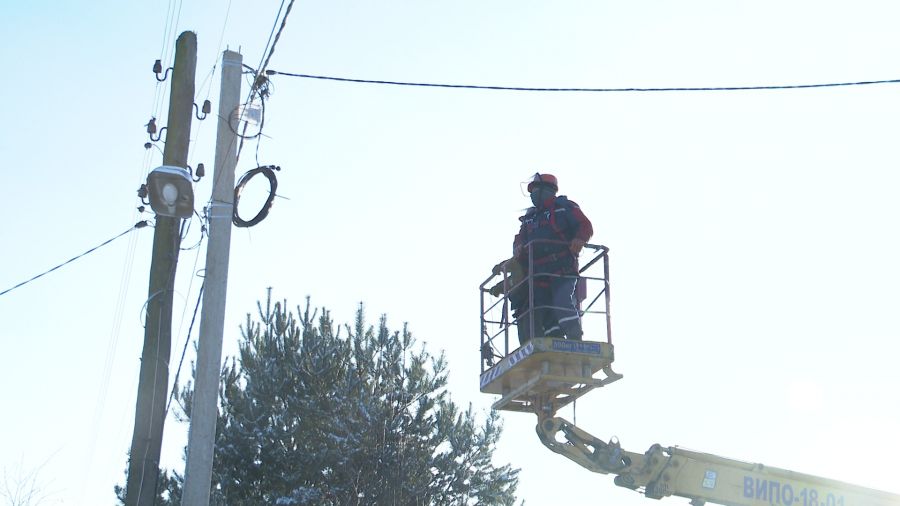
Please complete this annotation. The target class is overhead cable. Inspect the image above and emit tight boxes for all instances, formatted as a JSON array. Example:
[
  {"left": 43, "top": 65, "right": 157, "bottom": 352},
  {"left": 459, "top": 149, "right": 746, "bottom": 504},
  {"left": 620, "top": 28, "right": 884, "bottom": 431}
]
[
  {"left": 255, "top": 0, "right": 287, "bottom": 80},
  {"left": 266, "top": 70, "right": 900, "bottom": 93},
  {"left": 236, "top": 0, "right": 294, "bottom": 165},
  {"left": 0, "top": 221, "right": 149, "bottom": 299},
  {"left": 258, "top": 0, "right": 296, "bottom": 78},
  {"left": 167, "top": 281, "right": 205, "bottom": 415}
]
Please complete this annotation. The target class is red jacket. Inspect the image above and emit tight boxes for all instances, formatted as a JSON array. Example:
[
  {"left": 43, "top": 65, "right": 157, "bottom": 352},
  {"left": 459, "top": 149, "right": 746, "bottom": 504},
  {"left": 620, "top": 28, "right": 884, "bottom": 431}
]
[{"left": 513, "top": 195, "right": 593, "bottom": 277}]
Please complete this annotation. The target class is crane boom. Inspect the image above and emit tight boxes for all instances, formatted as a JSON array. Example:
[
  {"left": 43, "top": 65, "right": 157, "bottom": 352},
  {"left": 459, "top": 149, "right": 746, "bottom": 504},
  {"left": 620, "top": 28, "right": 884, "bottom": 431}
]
[{"left": 537, "top": 416, "right": 900, "bottom": 506}]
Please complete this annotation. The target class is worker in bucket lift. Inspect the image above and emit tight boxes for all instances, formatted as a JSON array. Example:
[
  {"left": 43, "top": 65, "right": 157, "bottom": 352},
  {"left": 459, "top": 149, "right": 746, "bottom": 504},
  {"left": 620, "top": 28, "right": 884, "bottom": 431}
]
[{"left": 512, "top": 173, "right": 592, "bottom": 343}]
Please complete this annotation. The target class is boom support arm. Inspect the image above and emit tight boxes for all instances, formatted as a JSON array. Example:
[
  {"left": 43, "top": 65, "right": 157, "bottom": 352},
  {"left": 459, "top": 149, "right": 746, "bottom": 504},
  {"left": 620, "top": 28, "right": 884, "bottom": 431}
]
[{"left": 537, "top": 417, "right": 900, "bottom": 506}]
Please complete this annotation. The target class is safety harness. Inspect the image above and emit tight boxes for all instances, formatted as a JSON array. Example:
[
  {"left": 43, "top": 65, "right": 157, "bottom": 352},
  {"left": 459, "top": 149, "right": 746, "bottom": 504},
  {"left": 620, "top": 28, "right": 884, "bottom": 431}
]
[{"left": 518, "top": 196, "right": 579, "bottom": 285}]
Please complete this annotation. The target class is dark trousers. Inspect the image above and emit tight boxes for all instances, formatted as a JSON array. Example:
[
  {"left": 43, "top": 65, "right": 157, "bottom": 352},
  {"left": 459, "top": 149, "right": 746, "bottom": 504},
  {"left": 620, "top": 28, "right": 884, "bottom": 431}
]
[{"left": 516, "top": 276, "right": 582, "bottom": 344}]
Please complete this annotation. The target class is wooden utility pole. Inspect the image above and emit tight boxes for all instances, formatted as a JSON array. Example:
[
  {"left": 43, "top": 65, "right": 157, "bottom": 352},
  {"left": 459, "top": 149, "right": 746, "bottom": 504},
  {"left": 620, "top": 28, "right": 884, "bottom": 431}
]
[
  {"left": 125, "top": 31, "right": 197, "bottom": 506},
  {"left": 181, "top": 49, "right": 242, "bottom": 506}
]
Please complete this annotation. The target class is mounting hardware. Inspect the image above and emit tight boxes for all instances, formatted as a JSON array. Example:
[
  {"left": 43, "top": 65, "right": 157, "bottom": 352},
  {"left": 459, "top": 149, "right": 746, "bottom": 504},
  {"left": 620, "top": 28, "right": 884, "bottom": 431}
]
[
  {"left": 153, "top": 59, "right": 173, "bottom": 82},
  {"left": 186, "top": 163, "right": 205, "bottom": 182},
  {"left": 194, "top": 100, "right": 211, "bottom": 120},
  {"left": 146, "top": 117, "right": 166, "bottom": 142},
  {"left": 137, "top": 184, "right": 150, "bottom": 205},
  {"left": 150, "top": 127, "right": 167, "bottom": 143}
]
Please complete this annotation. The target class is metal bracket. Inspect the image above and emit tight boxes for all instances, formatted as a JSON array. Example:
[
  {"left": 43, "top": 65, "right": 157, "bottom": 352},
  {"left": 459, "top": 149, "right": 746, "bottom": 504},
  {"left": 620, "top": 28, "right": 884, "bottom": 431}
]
[
  {"left": 153, "top": 59, "right": 173, "bottom": 82},
  {"left": 150, "top": 127, "right": 167, "bottom": 143},
  {"left": 194, "top": 100, "right": 211, "bottom": 120},
  {"left": 186, "top": 163, "right": 205, "bottom": 182}
]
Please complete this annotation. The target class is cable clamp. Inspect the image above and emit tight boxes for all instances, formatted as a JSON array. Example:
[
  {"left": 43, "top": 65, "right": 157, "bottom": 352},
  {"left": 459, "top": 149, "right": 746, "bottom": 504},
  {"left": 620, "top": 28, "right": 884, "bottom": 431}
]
[{"left": 206, "top": 201, "right": 235, "bottom": 219}]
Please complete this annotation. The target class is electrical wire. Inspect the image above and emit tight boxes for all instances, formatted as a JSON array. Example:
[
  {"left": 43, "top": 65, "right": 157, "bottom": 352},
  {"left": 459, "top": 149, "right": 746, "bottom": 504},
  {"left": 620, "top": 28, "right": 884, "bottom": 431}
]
[
  {"left": 0, "top": 221, "right": 149, "bottom": 299},
  {"left": 265, "top": 70, "right": 900, "bottom": 93},
  {"left": 116, "top": 26, "right": 167, "bottom": 499},
  {"left": 234, "top": 0, "right": 295, "bottom": 164},
  {"left": 258, "top": 0, "right": 296, "bottom": 78},
  {"left": 187, "top": 68, "right": 216, "bottom": 176},
  {"left": 168, "top": 222, "right": 208, "bottom": 419},
  {"left": 180, "top": 210, "right": 208, "bottom": 251},
  {"left": 229, "top": 77, "right": 267, "bottom": 141},
  {"left": 214, "top": 0, "right": 234, "bottom": 67},
  {"left": 144, "top": 286, "right": 166, "bottom": 503},
  {"left": 197, "top": 0, "right": 234, "bottom": 103},
  {"left": 233, "top": 165, "right": 280, "bottom": 227},
  {"left": 140, "top": 221, "right": 183, "bottom": 504},
  {"left": 255, "top": 0, "right": 287, "bottom": 80},
  {"left": 235, "top": 76, "right": 266, "bottom": 163},
  {"left": 188, "top": 0, "right": 235, "bottom": 180},
  {"left": 120, "top": 6, "right": 183, "bottom": 501},
  {"left": 166, "top": 281, "right": 205, "bottom": 415},
  {"left": 254, "top": 129, "right": 267, "bottom": 169},
  {"left": 82, "top": 212, "right": 145, "bottom": 500},
  {"left": 233, "top": 0, "right": 286, "bottom": 163},
  {"left": 152, "top": 0, "right": 184, "bottom": 129},
  {"left": 77, "top": 223, "right": 141, "bottom": 503}
]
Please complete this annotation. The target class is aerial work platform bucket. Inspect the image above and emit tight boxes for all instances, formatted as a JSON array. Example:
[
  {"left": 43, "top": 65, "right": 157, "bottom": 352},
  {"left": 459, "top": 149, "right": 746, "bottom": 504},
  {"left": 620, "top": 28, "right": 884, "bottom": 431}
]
[
  {"left": 479, "top": 337, "right": 622, "bottom": 414},
  {"left": 479, "top": 243, "right": 621, "bottom": 416}
]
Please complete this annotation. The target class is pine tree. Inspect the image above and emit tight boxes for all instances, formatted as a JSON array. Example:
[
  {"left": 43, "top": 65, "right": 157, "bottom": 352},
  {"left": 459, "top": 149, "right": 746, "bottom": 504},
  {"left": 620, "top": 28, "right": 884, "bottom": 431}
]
[{"left": 169, "top": 292, "right": 518, "bottom": 505}]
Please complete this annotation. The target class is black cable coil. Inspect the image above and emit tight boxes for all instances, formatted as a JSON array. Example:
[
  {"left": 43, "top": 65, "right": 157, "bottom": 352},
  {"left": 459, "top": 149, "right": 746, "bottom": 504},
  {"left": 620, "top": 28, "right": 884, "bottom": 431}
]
[{"left": 233, "top": 165, "right": 280, "bottom": 227}]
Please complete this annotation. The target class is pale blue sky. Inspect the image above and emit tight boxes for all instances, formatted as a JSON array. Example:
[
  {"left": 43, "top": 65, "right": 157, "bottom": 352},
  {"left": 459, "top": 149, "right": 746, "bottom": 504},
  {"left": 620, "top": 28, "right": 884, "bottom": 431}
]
[{"left": 1, "top": 1, "right": 899, "bottom": 505}]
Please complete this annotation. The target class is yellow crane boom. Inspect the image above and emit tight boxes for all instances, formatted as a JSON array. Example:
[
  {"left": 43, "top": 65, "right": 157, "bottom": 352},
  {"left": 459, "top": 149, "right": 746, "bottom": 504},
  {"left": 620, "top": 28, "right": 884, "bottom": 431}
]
[{"left": 537, "top": 416, "right": 900, "bottom": 506}]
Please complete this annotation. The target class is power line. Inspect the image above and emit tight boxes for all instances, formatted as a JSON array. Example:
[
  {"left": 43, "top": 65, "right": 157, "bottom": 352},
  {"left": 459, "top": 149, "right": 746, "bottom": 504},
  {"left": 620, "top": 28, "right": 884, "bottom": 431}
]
[
  {"left": 255, "top": 0, "right": 287, "bottom": 81},
  {"left": 235, "top": 0, "right": 296, "bottom": 164},
  {"left": 167, "top": 281, "right": 205, "bottom": 415},
  {"left": 215, "top": 0, "right": 234, "bottom": 64},
  {"left": 152, "top": 0, "right": 185, "bottom": 128},
  {"left": 81, "top": 213, "right": 144, "bottom": 501},
  {"left": 0, "top": 221, "right": 149, "bottom": 299},
  {"left": 189, "top": 0, "right": 235, "bottom": 175},
  {"left": 265, "top": 70, "right": 900, "bottom": 93},
  {"left": 235, "top": 0, "right": 283, "bottom": 165},
  {"left": 258, "top": 0, "right": 296, "bottom": 78},
  {"left": 166, "top": 223, "right": 207, "bottom": 419}
]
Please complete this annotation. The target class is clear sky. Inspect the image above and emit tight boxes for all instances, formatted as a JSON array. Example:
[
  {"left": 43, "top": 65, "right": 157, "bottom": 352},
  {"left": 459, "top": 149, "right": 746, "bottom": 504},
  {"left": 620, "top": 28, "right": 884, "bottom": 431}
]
[{"left": 1, "top": 1, "right": 899, "bottom": 505}]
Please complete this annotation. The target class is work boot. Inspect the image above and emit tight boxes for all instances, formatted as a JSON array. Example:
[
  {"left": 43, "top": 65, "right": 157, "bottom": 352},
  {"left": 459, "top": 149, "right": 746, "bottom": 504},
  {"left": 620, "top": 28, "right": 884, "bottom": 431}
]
[{"left": 560, "top": 317, "right": 583, "bottom": 341}]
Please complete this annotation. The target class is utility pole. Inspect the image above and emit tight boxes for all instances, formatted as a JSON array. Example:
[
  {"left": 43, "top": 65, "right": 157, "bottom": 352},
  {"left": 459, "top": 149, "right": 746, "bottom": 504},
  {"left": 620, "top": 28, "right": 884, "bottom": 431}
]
[
  {"left": 126, "top": 31, "right": 197, "bottom": 506},
  {"left": 181, "top": 49, "right": 242, "bottom": 506}
]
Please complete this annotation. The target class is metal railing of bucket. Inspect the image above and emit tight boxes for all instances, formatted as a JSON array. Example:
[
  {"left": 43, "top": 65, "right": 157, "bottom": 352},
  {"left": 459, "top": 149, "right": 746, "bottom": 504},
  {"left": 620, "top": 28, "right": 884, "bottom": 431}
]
[{"left": 479, "top": 241, "right": 611, "bottom": 373}]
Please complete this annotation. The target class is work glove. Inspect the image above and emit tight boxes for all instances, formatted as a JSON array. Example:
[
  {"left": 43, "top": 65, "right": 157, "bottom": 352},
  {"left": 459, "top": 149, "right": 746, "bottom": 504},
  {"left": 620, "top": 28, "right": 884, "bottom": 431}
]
[{"left": 570, "top": 238, "right": 586, "bottom": 255}]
